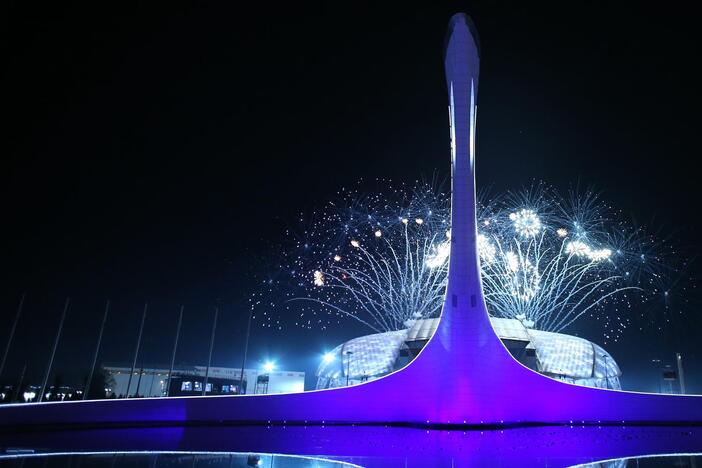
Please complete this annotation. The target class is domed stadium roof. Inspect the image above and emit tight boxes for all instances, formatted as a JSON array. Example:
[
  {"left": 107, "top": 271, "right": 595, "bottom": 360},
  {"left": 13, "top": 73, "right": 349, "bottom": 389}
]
[
  {"left": 317, "top": 317, "right": 621, "bottom": 390},
  {"left": 317, "top": 330, "right": 407, "bottom": 384}
]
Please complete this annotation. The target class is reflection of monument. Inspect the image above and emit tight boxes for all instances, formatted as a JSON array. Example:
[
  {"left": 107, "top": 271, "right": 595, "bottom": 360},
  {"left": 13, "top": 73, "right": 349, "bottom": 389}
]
[{"left": 1, "top": 13, "right": 701, "bottom": 428}]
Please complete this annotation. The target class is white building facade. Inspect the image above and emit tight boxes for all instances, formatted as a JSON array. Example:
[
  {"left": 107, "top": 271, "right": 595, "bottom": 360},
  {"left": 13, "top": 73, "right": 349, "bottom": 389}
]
[
  {"left": 317, "top": 317, "right": 622, "bottom": 390},
  {"left": 104, "top": 365, "right": 305, "bottom": 397}
]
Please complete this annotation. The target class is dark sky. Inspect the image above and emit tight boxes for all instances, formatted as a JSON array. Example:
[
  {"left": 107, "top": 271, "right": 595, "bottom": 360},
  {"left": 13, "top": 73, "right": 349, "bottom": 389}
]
[{"left": 1, "top": 2, "right": 700, "bottom": 392}]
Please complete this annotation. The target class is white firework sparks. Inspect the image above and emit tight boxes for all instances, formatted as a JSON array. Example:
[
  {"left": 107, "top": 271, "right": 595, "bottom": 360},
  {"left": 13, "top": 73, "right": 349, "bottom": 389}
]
[
  {"left": 566, "top": 240, "right": 612, "bottom": 262},
  {"left": 508, "top": 255, "right": 540, "bottom": 301},
  {"left": 426, "top": 241, "right": 450, "bottom": 269},
  {"left": 477, "top": 234, "right": 496, "bottom": 264},
  {"left": 510, "top": 209, "right": 542, "bottom": 237},
  {"left": 313, "top": 270, "right": 325, "bottom": 287},
  {"left": 256, "top": 181, "right": 681, "bottom": 341}
]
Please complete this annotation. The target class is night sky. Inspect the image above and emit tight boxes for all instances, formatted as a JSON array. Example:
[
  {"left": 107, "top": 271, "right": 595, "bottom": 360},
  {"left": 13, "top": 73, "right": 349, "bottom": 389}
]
[{"left": 2, "top": 2, "right": 700, "bottom": 392}]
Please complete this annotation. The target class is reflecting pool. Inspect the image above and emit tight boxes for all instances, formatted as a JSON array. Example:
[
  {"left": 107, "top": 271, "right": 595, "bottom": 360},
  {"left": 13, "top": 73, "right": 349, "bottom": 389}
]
[{"left": 1, "top": 425, "right": 701, "bottom": 467}]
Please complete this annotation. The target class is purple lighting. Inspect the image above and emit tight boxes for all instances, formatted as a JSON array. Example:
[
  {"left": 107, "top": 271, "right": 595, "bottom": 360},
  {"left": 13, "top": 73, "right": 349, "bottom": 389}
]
[
  {"left": 0, "top": 13, "right": 700, "bottom": 429},
  {"left": 1, "top": 426, "right": 702, "bottom": 467}
]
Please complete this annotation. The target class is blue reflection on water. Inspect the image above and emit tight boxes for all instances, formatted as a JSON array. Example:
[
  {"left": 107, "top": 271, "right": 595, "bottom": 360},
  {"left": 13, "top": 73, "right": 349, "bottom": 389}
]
[{"left": 0, "top": 425, "right": 701, "bottom": 467}]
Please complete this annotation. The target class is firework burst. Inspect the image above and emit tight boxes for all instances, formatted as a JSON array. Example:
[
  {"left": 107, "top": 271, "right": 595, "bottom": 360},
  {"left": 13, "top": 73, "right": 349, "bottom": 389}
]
[{"left": 253, "top": 180, "right": 685, "bottom": 341}]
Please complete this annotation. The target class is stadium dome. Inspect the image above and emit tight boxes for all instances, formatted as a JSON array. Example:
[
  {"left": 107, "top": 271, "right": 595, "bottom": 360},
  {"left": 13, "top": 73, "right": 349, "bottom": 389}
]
[{"left": 317, "top": 317, "right": 621, "bottom": 390}]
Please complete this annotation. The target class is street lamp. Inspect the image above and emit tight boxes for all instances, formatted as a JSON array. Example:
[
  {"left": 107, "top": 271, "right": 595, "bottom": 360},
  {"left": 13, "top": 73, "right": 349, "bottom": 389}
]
[
  {"left": 344, "top": 351, "right": 353, "bottom": 387},
  {"left": 651, "top": 358, "right": 662, "bottom": 393},
  {"left": 263, "top": 361, "right": 275, "bottom": 373},
  {"left": 601, "top": 353, "right": 610, "bottom": 389}
]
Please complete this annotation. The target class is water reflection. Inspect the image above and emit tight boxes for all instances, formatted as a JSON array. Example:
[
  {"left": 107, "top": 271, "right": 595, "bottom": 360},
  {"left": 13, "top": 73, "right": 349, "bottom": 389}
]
[
  {"left": 575, "top": 454, "right": 702, "bottom": 467},
  {"left": 0, "top": 454, "right": 357, "bottom": 468},
  {"left": 0, "top": 426, "right": 700, "bottom": 467},
  {"left": 1, "top": 451, "right": 701, "bottom": 468}
]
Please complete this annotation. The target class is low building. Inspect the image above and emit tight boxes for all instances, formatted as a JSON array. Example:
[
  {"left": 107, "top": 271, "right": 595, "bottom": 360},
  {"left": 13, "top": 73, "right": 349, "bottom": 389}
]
[
  {"left": 316, "top": 317, "right": 621, "bottom": 390},
  {"left": 104, "top": 365, "right": 305, "bottom": 397}
]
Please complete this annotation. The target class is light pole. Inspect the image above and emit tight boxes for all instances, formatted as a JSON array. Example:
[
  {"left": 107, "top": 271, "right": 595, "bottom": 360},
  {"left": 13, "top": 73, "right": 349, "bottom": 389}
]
[
  {"left": 135, "top": 361, "right": 145, "bottom": 397},
  {"left": 39, "top": 297, "right": 69, "bottom": 402},
  {"left": 14, "top": 361, "right": 26, "bottom": 402},
  {"left": 651, "top": 358, "right": 662, "bottom": 393},
  {"left": 203, "top": 307, "right": 218, "bottom": 396},
  {"left": 676, "top": 353, "right": 686, "bottom": 394},
  {"left": 0, "top": 293, "right": 25, "bottom": 381},
  {"left": 127, "top": 303, "right": 147, "bottom": 398},
  {"left": 601, "top": 353, "right": 610, "bottom": 389},
  {"left": 166, "top": 305, "right": 184, "bottom": 397},
  {"left": 84, "top": 300, "right": 109, "bottom": 400},
  {"left": 239, "top": 308, "right": 253, "bottom": 394},
  {"left": 344, "top": 351, "right": 353, "bottom": 387}
]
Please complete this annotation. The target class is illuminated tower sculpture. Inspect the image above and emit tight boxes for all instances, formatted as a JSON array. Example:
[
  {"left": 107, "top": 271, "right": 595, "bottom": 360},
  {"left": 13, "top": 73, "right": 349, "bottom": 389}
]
[{"left": 1, "top": 13, "right": 701, "bottom": 428}]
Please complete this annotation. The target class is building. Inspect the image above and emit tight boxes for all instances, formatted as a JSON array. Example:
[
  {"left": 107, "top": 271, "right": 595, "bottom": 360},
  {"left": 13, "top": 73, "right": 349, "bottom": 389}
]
[
  {"left": 316, "top": 317, "right": 621, "bottom": 390},
  {"left": 103, "top": 365, "right": 305, "bottom": 397}
]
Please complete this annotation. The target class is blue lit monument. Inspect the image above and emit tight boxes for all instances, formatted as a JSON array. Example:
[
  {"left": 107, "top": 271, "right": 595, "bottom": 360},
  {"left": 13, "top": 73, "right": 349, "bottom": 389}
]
[{"left": 1, "top": 13, "right": 701, "bottom": 430}]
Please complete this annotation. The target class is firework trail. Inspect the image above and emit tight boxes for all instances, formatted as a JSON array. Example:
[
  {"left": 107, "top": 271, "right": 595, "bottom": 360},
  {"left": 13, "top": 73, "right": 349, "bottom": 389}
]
[{"left": 252, "top": 180, "right": 686, "bottom": 342}]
